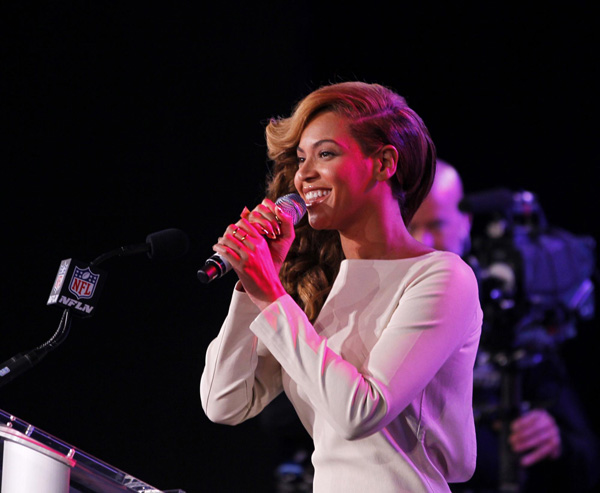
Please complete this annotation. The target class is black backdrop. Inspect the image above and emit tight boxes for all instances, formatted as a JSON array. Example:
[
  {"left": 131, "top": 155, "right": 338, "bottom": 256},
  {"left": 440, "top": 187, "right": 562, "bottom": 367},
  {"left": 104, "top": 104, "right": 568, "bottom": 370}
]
[{"left": 2, "top": 3, "right": 598, "bottom": 492}]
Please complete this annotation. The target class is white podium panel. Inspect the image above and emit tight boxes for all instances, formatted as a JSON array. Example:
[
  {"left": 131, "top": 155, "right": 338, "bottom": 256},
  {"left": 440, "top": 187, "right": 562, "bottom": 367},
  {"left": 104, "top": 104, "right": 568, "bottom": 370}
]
[
  {"left": 1, "top": 425, "right": 73, "bottom": 493},
  {"left": 0, "top": 410, "right": 184, "bottom": 493}
]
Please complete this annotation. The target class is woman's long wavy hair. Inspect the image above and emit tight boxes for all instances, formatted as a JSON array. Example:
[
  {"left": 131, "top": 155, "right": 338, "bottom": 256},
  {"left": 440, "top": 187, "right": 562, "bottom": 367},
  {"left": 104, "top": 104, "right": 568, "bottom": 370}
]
[{"left": 264, "top": 81, "right": 436, "bottom": 322}]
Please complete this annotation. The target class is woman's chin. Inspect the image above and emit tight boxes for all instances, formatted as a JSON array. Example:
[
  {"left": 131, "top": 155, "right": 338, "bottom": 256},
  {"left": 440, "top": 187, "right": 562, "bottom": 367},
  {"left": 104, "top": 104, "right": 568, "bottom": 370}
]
[{"left": 307, "top": 213, "right": 330, "bottom": 231}]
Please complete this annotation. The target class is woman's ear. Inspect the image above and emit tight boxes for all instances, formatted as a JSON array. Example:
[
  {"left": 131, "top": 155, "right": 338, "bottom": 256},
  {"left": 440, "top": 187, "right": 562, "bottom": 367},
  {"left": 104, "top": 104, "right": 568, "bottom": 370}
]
[{"left": 374, "top": 145, "right": 398, "bottom": 181}]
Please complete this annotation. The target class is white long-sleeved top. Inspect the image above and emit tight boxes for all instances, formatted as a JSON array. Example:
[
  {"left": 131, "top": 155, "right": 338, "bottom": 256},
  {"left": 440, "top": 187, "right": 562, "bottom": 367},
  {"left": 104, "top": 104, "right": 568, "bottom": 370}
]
[{"left": 201, "top": 251, "right": 482, "bottom": 492}]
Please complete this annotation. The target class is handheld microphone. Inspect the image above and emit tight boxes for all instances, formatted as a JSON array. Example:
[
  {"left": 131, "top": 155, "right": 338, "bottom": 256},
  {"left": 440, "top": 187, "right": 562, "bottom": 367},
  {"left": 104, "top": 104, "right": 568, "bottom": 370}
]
[{"left": 197, "top": 194, "right": 306, "bottom": 284}]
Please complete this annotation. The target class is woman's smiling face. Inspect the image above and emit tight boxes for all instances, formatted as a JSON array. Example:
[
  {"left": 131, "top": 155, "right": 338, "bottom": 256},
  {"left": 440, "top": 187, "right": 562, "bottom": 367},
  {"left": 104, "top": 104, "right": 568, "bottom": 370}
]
[{"left": 294, "top": 111, "right": 378, "bottom": 232}]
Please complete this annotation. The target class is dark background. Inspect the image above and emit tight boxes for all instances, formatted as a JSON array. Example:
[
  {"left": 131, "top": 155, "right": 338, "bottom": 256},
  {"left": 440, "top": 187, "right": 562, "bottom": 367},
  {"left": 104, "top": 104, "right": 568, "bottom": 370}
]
[{"left": 1, "top": 2, "right": 598, "bottom": 492}]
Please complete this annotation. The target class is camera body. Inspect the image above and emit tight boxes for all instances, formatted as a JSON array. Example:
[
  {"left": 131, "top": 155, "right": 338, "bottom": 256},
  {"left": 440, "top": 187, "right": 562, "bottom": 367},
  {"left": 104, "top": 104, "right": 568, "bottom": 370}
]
[{"left": 465, "top": 189, "right": 596, "bottom": 356}]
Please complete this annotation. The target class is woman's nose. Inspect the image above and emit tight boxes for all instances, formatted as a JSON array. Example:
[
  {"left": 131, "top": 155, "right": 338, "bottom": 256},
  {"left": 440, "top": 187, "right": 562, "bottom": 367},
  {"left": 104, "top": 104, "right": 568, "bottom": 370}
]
[{"left": 296, "top": 158, "right": 318, "bottom": 182}]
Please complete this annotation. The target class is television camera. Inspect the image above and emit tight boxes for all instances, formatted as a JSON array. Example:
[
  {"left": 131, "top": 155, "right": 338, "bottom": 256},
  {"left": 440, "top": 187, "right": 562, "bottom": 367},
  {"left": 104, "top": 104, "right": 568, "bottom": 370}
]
[
  {"left": 460, "top": 188, "right": 597, "bottom": 491},
  {"left": 462, "top": 188, "right": 596, "bottom": 356}
]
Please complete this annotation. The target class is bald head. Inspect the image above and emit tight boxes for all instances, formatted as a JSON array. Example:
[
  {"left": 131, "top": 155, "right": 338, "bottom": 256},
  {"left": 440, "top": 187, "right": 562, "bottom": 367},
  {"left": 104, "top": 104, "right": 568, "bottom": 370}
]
[
  {"left": 431, "top": 160, "right": 464, "bottom": 204},
  {"left": 409, "top": 160, "right": 472, "bottom": 256}
]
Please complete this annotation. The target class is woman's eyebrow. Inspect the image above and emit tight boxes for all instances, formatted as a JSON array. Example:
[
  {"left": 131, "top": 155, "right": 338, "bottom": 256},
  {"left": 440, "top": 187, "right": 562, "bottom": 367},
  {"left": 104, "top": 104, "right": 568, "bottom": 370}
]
[{"left": 297, "top": 139, "right": 340, "bottom": 153}]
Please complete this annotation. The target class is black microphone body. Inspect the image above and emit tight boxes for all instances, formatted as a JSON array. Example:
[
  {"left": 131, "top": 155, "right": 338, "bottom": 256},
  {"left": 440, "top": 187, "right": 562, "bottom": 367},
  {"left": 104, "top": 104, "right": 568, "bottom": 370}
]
[
  {"left": 0, "top": 350, "right": 48, "bottom": 388},
  {"left": 198, "top": 194, "right": 306, "bottom": 284}
]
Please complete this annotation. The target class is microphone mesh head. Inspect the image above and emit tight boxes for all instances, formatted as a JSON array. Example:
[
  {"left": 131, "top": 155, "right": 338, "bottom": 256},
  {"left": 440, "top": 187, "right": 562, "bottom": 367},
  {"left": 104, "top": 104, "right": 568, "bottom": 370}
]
[
  {"left": 275, "top": 193, "right": 307, "bottom": 225},
  {"left": 146, "top": 228, "right": 190, "bottom": 260}
]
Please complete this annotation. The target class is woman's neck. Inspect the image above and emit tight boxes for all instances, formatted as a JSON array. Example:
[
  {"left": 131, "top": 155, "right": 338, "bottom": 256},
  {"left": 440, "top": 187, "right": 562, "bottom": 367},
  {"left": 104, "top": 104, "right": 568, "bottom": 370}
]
[{"left": 339, "top": 208, "right": 432, "bottom": 260}]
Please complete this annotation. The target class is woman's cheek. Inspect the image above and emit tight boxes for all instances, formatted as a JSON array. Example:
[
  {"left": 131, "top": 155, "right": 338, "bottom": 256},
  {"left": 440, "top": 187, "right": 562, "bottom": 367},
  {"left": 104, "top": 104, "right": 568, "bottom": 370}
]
[{"left": 293, "top": 170, "right": 302, "bottom": 193}]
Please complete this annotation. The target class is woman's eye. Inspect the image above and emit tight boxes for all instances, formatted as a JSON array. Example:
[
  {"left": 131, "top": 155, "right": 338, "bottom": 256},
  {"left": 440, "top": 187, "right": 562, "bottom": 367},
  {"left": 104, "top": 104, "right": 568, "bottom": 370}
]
[
  {"left": 297, "top": 156, "right": 305, "bottom": 165},
  {"left": 319, "top": 151, "right": 334, "bottom": 158}
]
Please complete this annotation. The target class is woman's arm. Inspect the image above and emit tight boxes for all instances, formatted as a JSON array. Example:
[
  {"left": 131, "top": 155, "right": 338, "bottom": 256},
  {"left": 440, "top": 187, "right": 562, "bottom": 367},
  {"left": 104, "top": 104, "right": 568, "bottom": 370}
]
[
  {"left": 249, "top": 256, "right": 482, "bottom": 440},
  {"left": 200, "top": 289, "right": 283, "bottom": 424}
]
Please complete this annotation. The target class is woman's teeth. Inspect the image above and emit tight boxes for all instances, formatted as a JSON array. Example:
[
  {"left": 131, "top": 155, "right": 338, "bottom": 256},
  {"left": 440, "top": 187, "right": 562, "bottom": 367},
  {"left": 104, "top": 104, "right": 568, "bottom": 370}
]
[{"left": 305, "top": 189, "right": 331, "bottom": 202}]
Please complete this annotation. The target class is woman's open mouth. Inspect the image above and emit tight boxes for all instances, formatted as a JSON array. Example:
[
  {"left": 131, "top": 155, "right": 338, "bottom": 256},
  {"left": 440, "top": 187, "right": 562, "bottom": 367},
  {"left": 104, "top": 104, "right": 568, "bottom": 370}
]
[{"left": 304, "top": 189, "right": 331, "bottom": 207}]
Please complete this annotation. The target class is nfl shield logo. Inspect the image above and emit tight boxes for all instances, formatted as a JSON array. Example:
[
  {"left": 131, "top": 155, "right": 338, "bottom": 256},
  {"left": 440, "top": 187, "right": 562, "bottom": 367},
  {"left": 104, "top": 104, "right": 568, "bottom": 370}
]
[{"left": 69, "top": 266, "right": 100, "bottom": 300}]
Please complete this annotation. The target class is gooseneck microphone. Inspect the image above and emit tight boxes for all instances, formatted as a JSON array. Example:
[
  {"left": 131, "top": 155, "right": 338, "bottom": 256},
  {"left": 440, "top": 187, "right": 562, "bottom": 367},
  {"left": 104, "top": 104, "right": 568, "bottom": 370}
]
[
  {"left": 197, "top": 193, "right": 307, "bottom": 284},
  {"left": 46, "top": 228, "right": 190, "bottom": 317},
  {"left": 0, "top": 228, "right": 190, "bottom": 388},
  {"left": 90, "top": 228, "right": 190, "bottom": 266}
]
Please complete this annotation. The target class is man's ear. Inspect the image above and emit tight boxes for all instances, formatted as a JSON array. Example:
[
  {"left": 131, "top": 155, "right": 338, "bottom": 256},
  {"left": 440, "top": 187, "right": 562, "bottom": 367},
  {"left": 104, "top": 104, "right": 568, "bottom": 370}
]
[{"left": 374, "top": 145, "right": 398, "bottom": 181}]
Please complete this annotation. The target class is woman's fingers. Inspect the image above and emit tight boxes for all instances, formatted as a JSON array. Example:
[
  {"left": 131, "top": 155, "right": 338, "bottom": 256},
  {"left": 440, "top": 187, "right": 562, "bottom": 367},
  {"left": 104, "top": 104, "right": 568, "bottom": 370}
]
[
  {"left": 214, "top": 224, "right": 250, "bottom": 261},
  {"left": 240, "top": 217, "right": 263, "bottom": 241},
  {"left": 239, "top": 199, "right": 285, "bottom": 239},
  {"left": 250, "top": 211, "right": 277, "bottom": 238},
  {"left": 275, "top": 203, "right": 295, "bottom": 236}
]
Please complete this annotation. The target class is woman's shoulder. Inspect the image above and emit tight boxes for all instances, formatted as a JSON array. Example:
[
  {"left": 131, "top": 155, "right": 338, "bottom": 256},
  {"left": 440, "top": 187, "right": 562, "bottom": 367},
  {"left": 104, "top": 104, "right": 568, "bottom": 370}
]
[
  {"left": 340, "top": 250, "right": 466, "bottom": 271},
  {"left": 340, "top": 250, "right": 476, "bottom": 286},
  {"left": 402, "top": 250, "right": 479, "bottom": 287},
  {"left": 371, "top": 250, "right": 469, "bottom": 271},
  {"left": 413, "top": 249, "right": 466, "bottom": 267},
  {"left": 337, "top": 249, "right": 481, "bottom": 285}
]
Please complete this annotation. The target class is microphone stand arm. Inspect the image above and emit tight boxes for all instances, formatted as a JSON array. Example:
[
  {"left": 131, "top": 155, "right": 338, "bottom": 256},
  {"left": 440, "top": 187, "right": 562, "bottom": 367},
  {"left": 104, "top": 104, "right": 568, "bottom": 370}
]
[
  {"left": 0, "top": 230, "right": 180, "bottom": 389},
  {"left": 0, "top": 246, "right": 117, "bottom": 388},
  {"left": 0, "top": 308, "right": 72, "bottom": 388}
]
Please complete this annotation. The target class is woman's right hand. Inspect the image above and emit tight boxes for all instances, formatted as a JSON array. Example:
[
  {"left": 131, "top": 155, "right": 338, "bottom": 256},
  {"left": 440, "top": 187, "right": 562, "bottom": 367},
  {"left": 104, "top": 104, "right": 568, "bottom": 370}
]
[
  {"left": 211, "top": 198, "right": 296, "bottom": 308},
  {"left": 240, "top": 198, "right": 296, "bottom": 273}
]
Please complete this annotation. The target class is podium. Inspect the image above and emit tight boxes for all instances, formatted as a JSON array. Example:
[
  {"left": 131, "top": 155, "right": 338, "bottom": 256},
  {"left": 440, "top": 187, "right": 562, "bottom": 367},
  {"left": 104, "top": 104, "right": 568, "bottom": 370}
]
[{"left": 0, "top": 409, "right": 184, "bottom": 492}]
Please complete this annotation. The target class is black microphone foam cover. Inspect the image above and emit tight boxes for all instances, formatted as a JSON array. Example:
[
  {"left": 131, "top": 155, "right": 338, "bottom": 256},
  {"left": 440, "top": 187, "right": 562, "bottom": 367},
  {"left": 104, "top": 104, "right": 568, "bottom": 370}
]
[{"left": 146, "top": 228, "right": 190, "bottom": 260}]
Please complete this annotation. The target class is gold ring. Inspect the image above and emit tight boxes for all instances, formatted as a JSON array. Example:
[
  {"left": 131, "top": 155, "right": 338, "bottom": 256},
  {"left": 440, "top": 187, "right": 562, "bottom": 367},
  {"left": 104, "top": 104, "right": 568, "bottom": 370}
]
[{"left": 232, "top": 227, "right": 247, "bottom": 242}]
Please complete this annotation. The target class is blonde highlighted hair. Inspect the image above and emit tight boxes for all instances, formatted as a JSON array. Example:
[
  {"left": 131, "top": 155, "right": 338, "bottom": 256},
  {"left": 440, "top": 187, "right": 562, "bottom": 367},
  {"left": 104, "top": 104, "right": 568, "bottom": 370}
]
[{"left": 264, "top": 81, "right": 436, "bottom": 322}]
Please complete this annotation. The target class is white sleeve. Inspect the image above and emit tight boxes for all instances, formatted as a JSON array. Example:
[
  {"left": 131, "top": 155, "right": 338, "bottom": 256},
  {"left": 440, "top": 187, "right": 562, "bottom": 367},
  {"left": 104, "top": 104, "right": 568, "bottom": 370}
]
[
  {"left": 249, "top": 258, "right": 481, "bottom": 440},
  {"left": 200, "top": 288, "right": 283, "bottom": 425}
]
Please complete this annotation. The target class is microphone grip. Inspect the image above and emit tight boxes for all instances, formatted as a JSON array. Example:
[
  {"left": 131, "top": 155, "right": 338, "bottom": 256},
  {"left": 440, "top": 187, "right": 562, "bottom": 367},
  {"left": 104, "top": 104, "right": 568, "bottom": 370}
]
[{"left": 197, "top": 254, "right": 232, "bottom": 284}]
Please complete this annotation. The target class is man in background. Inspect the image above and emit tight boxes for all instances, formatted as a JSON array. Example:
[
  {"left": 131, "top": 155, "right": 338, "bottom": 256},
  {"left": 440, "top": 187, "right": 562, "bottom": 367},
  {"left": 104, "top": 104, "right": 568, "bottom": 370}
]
[{"left": 409, "top": 160, "right": 599, "bottom": 492}]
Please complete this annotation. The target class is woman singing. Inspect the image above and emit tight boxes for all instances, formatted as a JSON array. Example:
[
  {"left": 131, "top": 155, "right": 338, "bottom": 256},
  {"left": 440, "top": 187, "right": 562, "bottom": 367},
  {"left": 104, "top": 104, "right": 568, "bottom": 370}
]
[{"left": 200, "top": 81, "right": 482, "bottom": 492}]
